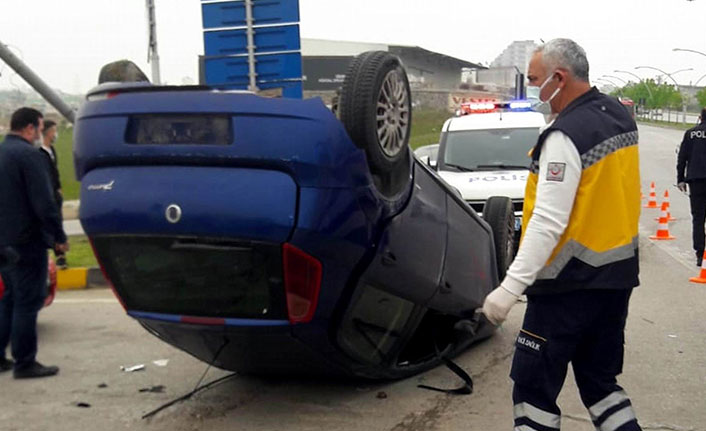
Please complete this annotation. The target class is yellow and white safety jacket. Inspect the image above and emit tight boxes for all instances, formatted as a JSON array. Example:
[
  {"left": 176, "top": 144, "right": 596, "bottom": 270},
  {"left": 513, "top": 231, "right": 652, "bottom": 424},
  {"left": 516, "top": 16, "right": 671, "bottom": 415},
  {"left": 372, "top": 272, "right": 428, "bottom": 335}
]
[{"left": 502, "top": 87, "right": 640, "bottom": 296}]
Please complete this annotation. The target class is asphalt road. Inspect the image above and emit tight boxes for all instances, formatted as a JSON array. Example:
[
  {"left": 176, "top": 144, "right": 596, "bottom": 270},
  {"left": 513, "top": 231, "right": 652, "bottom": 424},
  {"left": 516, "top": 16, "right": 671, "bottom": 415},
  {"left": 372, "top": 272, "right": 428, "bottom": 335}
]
[{"left": 1, "top": 123, "right": 705, "bottom": 431}]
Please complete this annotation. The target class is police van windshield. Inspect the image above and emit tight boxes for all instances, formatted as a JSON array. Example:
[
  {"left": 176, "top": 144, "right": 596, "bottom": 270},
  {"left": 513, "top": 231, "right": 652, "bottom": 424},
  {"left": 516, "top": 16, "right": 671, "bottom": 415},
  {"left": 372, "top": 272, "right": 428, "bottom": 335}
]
[{"left": 442, "top": 128, "right": 539, "bottom": 171}]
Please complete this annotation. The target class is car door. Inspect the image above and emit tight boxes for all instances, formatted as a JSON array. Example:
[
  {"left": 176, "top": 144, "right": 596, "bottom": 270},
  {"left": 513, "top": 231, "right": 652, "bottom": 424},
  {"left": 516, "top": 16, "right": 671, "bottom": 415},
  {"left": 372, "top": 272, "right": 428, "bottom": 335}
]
[
  {"left": 359, "top": 162, "right": 448, "bottom": 305},
  {"left": 427, "top": 193, "right": 498, "bottom": 315}
]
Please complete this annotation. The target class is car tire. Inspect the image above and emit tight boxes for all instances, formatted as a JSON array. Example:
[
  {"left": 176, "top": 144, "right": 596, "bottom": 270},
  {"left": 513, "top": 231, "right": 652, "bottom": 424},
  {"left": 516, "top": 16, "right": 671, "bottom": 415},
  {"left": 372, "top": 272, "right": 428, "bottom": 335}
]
[
  {"left": 482, "top": 196, "right": 515, "bottom": 281},
  {"left": 338, "top": 51, "right": 412, "bottom": 198}
]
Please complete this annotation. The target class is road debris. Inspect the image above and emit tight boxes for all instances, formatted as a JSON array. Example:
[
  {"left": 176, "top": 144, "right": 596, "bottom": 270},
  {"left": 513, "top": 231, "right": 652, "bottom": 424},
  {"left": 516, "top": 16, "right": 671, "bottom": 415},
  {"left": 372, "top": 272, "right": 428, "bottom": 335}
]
[
  {"left": 74, "top": 402, "right": 91, "bottom": 408},
  {"left": 376, "top": 391, "right": 388, "bottom": 399},
  {"left": 120, "top": 364, "right": 145, "bottom": 372},
  {"left": 139, "top": 385, "right": 166, "bottom": 393},
  {"left": 152, "top": 359, "right": 169, "bottom": 367}
]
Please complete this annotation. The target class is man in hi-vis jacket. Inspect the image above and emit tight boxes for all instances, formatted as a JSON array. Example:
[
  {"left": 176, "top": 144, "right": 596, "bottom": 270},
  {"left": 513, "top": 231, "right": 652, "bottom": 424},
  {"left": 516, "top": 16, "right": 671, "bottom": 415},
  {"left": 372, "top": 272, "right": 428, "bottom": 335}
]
[{"left": 483, "top": 39, "right": 642, "bottom": 431}]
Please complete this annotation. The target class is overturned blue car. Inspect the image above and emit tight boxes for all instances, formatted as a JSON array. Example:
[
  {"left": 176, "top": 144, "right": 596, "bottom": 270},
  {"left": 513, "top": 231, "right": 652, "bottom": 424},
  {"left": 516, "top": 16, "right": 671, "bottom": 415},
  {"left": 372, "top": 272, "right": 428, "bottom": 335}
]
[{"left": 73, "top": 52, "right": 514, "bottom": 379}]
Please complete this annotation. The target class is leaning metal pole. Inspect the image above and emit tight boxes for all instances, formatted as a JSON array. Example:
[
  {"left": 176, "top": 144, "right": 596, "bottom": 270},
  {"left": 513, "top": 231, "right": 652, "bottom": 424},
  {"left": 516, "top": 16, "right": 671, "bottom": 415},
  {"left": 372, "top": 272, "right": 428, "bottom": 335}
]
[{"left": 0, "top": 40, "right": 75, "bottom": 124}]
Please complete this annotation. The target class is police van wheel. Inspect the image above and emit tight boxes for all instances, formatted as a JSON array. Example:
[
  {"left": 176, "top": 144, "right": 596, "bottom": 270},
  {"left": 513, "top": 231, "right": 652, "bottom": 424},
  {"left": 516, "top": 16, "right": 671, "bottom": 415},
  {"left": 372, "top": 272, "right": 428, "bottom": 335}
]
[
  {"left": 482, "top": 196, "right": 515, "bottom": 281},
  {"left": 338, "top": 51, "right": 412, "bottom": 198}
]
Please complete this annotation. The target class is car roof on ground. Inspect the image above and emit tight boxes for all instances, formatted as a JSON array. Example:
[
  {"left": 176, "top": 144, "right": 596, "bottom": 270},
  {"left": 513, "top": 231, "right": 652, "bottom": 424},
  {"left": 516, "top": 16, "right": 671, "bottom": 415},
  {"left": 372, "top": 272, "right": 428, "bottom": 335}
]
[{"left": 444, "top": 111, "right": 546, "bottom": 132}]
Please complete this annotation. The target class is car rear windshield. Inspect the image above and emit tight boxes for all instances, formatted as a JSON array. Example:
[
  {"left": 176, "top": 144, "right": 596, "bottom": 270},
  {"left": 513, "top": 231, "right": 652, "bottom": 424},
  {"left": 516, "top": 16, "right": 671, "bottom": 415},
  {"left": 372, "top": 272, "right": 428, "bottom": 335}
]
[
  {"left": 92, "top": 236, "right": 287, "bottom": 319},
  {"left": 125, "top": 115, "right": 231, "bottom": 146},
  {"left": 442, "top": 127, "right": 539, "bottom": 170}
]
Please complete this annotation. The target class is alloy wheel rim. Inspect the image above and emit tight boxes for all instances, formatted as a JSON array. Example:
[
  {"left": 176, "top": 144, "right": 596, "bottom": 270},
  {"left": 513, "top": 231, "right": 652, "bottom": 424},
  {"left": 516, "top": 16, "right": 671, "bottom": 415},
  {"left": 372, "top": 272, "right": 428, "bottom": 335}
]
[{"left": 376, "top": 69, "right": 410, "bottom": 158}]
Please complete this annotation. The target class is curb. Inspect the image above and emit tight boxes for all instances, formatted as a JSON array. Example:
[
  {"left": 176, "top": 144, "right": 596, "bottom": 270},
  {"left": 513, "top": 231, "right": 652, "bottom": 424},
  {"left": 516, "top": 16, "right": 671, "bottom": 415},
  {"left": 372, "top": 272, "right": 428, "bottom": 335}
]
[
  {"left": 56, "top": 267, "right": 108, "bottom": 290},
  {"left": 62, "top": 200, "right": 80, "bottom": 221}
]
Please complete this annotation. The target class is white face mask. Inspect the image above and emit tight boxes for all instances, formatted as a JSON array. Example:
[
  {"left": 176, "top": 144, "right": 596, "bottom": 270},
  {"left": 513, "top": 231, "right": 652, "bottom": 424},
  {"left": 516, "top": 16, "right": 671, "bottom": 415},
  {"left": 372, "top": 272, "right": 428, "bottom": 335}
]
[{"left": 529, "top": 71, "right": 561, "bottom": 115}]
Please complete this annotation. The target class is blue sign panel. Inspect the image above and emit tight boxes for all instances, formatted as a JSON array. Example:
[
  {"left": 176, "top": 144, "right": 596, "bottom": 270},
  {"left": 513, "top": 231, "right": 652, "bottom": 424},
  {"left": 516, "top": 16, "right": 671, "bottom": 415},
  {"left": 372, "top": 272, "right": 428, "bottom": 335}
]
[
  {"left": 203, "top": 24, "right": 300, "bottom": 56},
  {"left": 202, "top": 0, "right": 302, "bottom": 98},
  {"left": 202, "top": 0, "right": 299, "bottom": 29},
  {"left": 204, "top": 52, "right": 302, "bottom": 85}
]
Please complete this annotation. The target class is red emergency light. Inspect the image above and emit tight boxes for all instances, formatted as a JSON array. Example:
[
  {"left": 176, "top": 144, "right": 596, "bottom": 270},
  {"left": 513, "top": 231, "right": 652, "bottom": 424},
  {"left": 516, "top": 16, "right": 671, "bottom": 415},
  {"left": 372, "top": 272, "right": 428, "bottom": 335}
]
[{"left": 459, "top": 99, "right": 499, "bottom": 114}]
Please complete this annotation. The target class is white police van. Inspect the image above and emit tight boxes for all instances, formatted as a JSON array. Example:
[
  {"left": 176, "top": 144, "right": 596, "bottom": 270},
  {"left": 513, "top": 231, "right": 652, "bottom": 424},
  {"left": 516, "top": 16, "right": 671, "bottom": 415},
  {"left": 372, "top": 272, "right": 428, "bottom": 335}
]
[{"left": 435, "top": 100, "right": 546, "bottom": 245}]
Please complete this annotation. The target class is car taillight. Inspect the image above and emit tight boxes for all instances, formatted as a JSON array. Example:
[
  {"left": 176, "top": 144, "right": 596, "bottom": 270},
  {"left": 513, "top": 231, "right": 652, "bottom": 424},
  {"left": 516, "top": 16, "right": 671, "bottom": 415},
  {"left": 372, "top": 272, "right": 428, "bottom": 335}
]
[
  {"left": 282, "top": 243, "right": 322, "bottom": 324},
  {"left": 88, "top": 237, "right": 127, "bottom": 311}
]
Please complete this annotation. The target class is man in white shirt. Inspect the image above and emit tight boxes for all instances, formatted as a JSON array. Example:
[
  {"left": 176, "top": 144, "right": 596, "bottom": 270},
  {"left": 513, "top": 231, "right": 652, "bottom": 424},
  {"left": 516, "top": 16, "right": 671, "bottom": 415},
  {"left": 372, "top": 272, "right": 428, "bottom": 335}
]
[
  {"left": 482, "top": 39, "right": 642, "bottom": 431},
  {"left": 38, "top": 120, "right": 66, "bottom": 269}
]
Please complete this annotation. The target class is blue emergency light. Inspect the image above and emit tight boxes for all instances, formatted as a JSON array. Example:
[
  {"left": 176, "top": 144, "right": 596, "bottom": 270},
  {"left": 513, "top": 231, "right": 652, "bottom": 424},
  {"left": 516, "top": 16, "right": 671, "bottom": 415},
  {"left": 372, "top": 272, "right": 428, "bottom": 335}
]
[{"left": 509, "top": 101, "right": 532, "bottom": 110}]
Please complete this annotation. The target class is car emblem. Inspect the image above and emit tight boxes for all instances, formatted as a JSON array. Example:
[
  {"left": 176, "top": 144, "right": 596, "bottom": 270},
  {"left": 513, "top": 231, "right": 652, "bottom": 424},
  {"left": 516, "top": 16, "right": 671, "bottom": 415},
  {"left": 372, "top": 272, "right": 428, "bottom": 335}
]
[
  {"left": 165, "top": 204, "right": 182, "bottom": 224},
  {"left": 87, "top": 180, "right": 114, "bottom": 191}
]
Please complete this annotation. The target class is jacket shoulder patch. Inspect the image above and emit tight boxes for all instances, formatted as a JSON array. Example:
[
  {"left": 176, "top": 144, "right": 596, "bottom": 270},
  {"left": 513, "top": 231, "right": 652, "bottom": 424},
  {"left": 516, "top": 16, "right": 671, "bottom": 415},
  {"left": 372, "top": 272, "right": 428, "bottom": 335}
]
[{"left": 546, "top": 162, "right": 566, "bottom": 182}]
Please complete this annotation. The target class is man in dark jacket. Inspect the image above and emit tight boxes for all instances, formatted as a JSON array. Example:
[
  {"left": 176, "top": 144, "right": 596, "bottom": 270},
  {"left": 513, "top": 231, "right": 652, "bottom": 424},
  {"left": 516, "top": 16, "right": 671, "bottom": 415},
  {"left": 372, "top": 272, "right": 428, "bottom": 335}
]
[
  {"left": 676, "top": 108, "right": 706, "bottom": 265},
  {"left": 38, "top": 120, "right": 66, "bottom": 268},
  {"left": 0, "top": 107, "right": 69, "bottom": 379}
]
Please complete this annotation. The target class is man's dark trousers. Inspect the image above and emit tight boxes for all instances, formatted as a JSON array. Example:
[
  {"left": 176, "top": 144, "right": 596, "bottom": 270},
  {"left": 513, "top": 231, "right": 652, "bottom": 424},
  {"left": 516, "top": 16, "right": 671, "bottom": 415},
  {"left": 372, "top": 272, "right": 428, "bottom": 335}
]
[
  {"left": 689, "top": 179, "right": 706, "bottom": 257},
  {"left": 0, "top": 242, "right": 48, "bottom": 370},
  {"left": 510, "top": 289, "right": 641, "bottom": 431}
]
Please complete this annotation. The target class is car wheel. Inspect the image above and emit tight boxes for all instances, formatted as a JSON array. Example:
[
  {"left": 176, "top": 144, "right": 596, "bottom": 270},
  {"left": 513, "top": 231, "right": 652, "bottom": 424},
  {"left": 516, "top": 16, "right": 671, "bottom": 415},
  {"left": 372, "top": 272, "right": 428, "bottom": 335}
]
[
  {"left": 338, "top": 51, "right": 412, "bottom": 198},
  {"left": 482, "top": 196, "right": 515, "bottom": 281}
]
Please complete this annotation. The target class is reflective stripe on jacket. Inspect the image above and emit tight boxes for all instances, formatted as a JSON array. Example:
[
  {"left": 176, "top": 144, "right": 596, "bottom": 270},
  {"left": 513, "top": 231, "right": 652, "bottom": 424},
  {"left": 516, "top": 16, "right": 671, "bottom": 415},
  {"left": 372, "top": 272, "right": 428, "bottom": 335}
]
[{"left": 521, "top": 88, "right": 640, "bottom": 294}]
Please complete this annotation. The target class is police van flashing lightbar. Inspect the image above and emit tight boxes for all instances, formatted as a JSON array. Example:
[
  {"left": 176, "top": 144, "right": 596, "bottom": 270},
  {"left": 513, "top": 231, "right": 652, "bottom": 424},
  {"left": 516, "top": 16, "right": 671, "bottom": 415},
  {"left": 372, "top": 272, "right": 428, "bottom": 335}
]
[{"left": 458, "top": 99, "right": 534, "bottom": 116}]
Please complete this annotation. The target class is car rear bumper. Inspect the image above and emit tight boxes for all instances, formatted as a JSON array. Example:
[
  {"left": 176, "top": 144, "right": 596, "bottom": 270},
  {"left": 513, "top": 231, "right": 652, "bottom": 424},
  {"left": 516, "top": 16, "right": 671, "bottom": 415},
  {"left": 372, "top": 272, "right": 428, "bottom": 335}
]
[{"left": 134, "top": 312, "right": 352, "bottom": 376}]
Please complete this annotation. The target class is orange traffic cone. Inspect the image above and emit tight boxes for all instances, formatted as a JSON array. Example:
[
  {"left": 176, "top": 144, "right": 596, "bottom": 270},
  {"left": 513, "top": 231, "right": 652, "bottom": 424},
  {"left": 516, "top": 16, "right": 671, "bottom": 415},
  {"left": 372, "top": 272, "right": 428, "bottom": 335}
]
[
  {"left": 644, "top": 182, "right": 658, "bottom": 208},
  {"left": 689, "top": 250, "right": 706, "bottom": 283},
  {"left": 649, "top": 208, "right": 675, "bottom": 240},
  {"left": 654, "top": 190, "right": 676, "bottom": 221}
]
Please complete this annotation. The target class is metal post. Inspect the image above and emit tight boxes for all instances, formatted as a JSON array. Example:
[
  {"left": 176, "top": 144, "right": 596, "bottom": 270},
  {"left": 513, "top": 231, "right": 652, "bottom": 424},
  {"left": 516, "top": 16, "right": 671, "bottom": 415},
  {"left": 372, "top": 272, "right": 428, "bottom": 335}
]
[
  {"left": 146, "top": 0, "right": 161, "bottom": 85},
  {"left": 0, "top": 40, "right": 75, "bottom": 123},
  {"left": 244, "top": 0, "right": 258, "bottom": 92}
]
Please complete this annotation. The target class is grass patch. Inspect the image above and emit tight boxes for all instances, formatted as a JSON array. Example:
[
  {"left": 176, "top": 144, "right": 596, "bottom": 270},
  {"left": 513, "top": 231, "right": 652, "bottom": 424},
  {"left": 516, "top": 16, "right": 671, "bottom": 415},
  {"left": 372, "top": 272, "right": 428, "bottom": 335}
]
[
  {"left": 65, "top": 235, "right": 98, "bottom": 268},
  {"left": 410, "top": 109, "right": 449, "bottom": 150},
  {"left": 54, "top": 125, "right": 80, "bottom": 200}
]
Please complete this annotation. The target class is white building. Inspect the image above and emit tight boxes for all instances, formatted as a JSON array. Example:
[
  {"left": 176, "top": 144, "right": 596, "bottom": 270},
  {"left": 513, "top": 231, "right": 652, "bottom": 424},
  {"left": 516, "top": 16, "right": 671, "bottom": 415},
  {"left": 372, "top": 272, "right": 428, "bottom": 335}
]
[{"left": 490, "top": 40, "right": 539, "bottom": 75}]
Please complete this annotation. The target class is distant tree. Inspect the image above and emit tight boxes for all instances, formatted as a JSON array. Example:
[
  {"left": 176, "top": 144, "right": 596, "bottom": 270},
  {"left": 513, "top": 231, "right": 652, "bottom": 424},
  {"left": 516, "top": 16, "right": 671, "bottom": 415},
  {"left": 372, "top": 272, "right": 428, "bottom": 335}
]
[{"left": 697, "top": 87, "right": 706, "bottom": 109}]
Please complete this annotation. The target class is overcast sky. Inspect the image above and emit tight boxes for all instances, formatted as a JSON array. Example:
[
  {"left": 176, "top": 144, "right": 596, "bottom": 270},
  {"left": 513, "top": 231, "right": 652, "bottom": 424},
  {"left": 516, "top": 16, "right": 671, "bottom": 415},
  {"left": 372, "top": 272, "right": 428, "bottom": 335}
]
[{"left": 0, "top": 0, "right": 704, "bottom": 94}]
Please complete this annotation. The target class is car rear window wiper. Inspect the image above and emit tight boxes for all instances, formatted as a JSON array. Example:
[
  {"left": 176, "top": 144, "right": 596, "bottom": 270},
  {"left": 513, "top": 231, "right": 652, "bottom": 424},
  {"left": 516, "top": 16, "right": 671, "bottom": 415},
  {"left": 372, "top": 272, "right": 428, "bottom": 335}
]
[
  {"left": 474, "top": 164, "right": 529, "bottom": 170},
  {"left": 444, "top": 163, "right": 476, "bottom": 172}
]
